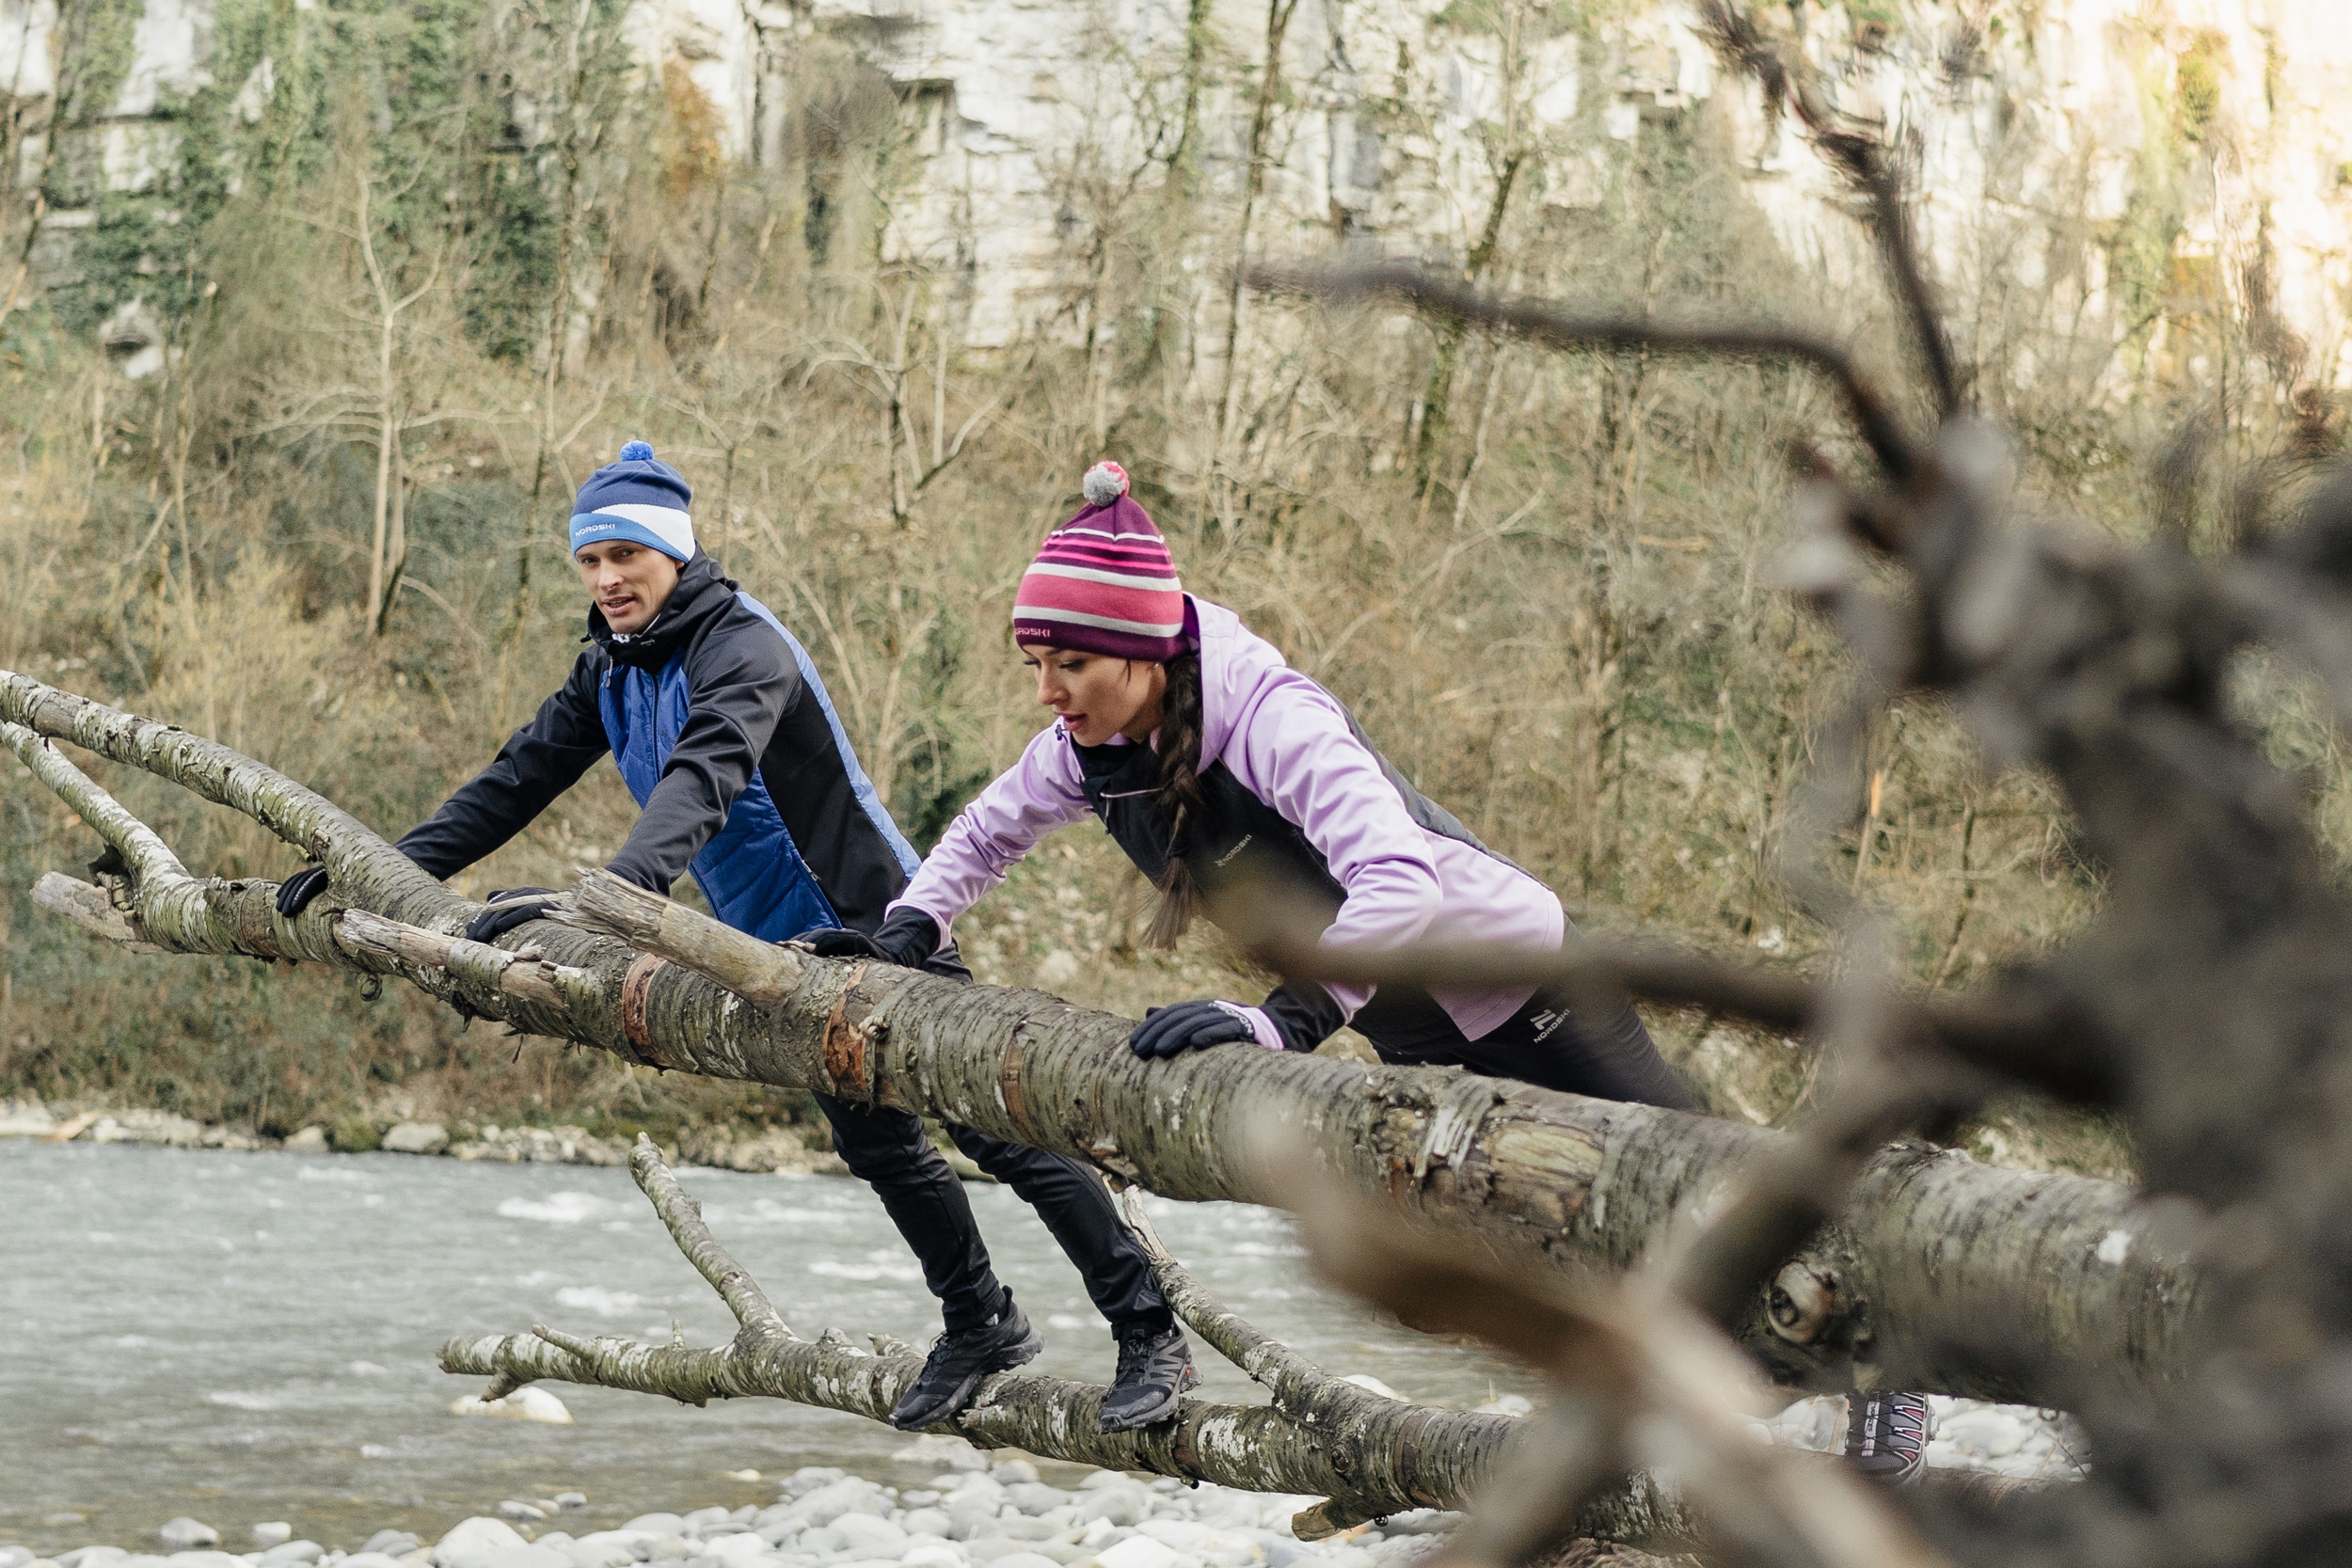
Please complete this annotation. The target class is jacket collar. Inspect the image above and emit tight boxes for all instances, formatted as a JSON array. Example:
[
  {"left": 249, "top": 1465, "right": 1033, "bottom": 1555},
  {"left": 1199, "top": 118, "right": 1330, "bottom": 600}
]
[
  {"left": 1073, "top": 732, "right": 1158, "bottom": 796},
  {"left": 1187, "top": 594, "right": 1289, "bottom": 773},
  {"left": 588, "top": 553, "right": 736, "bottom": 668}
]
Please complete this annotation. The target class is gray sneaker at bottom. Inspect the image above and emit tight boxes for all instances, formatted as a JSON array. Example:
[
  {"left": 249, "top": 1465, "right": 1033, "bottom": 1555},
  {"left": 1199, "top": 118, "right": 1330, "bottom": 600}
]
[
  {"left": 1099, "top": 1323, "right": 1200, "bottom": 1434},
  {"left": 1846, "top": 1391, "right": 1933, "bottom": 1483},
  {"left": 888, "top": 1301, "right": 1043, "bottom": 1431}
]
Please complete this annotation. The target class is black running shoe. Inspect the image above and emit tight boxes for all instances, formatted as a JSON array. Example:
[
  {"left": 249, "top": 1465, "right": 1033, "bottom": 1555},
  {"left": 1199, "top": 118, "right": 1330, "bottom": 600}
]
[
  {"left": 888, "top": 1300, "right": 1042, "bottom": 1431},
  {"left": 1098, "top": 1322, "right": 1199, "bottom": 1433},
  {"left": 1846, "top": 1391, "right": 1932, "bottom": 1483}
]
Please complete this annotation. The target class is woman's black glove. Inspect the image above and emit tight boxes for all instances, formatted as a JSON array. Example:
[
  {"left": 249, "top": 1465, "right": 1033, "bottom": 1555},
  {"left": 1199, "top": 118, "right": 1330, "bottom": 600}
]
[
  {"left": 465, "top": 888, "right": 562, "bottom": 943},
  {"left": 1128, "top": 1000, "right": 1267, "bottom": 1058},
  {"left": 276, "top": 863, "right": 333, "bottom": 917},
  {"left": 800, "top": 907, "right": 943, "bottom": 969}
]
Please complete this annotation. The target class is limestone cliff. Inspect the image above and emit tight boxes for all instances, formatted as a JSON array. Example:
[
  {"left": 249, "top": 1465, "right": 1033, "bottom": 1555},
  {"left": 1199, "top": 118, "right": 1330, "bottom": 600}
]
[{"left": 6, "top": 0, "right": 2346, "bottom": 388}]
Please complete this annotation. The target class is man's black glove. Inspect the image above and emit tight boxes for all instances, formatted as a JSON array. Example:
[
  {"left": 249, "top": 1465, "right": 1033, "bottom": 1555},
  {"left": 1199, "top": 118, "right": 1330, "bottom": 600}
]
[
  {"left": 800, "top": 907, "right": 944, "bottom": 969},
  {"left": 464, "top": 888, "right": 562, "bottom": 944},
  {"left": 1128, "top": 1000, "right": 1263, "bottom": 1058},
  {"left": 276, "top": 863, "right": 333, "bottom": 917}
]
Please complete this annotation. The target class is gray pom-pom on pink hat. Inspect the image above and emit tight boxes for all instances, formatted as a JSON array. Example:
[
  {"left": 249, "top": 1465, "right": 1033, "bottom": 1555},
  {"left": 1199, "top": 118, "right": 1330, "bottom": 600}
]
[{"left": 1081, "top": 461, "right": 1131, "bottom": 508}]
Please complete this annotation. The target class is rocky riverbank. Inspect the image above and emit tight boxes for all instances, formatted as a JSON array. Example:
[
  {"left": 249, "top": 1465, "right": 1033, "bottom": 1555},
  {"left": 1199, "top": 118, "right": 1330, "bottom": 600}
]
[
  {"left": 8, "top": 1449, "right": 1497, "bottom": 1568},
  {"left": 0, "top": 1407, "right": 2088, "bottom": 1568},
  {"left": 0, "top": 1100, "right": 865, "bottom": 1176}
]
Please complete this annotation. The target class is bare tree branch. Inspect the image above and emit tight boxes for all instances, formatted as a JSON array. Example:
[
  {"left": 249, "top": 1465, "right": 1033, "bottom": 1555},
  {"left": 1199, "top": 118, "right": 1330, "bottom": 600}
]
[
  {"left": 31, "top": 871, "right": 164, "bottom": 954},
  {"left": 440, "top": 1137, "right": 1661, "bottom": 1541},
  {"left": 1245, "top": 262, "right": 1924, "bottom": 483},
  {"left": 1234, "top": 916, "right": 2118, "bottom": 1107},
  {"left": 1111, "top": 1186, "right": 1370, "bottom": 1422},
  {"left": 3, "top": 719, "right": 190, "bottom": 891}
]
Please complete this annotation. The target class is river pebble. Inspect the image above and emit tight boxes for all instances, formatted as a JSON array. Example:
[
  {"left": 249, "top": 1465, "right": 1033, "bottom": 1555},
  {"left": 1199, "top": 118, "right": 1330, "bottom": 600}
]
[
  {"left": 156, "top": 1525, "right": 217, "bottom": 1552},
  {"left": 435, "top": 1517, "right": 528, "bottom": 1568},
  {"left": 450, "top": 1388, "right": 572, "bottom": 1425},
  {"left": 383, "top": 1123, "right": 452, "bottom": 1157}
]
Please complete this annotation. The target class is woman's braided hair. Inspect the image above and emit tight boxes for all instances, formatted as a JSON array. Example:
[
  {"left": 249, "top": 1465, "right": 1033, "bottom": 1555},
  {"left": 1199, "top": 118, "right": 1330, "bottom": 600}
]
[{"left": 1144, "top": 653, "right": 1207, "bottom": 950}]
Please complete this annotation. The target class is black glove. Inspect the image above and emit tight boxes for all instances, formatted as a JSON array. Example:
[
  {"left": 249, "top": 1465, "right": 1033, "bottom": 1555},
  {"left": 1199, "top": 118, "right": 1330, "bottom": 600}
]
[
  {"left": 800, "top": 908, "right": 943, "bottom": 969},
  {"left": 1128, "top": 1000, "right": 1261, "bottom": 1059},
  {"left": 464, "top": 888, "right": 562, "bottom": 944},
  {"left": 276, "top": 863, "right": 333, "bottom": 917}
]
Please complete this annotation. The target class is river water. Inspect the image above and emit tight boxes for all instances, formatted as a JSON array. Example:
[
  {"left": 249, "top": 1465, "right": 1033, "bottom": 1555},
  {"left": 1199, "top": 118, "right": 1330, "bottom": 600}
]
[{"left": 2, "top": 1143, "right": 1534, "bottom": 1558}]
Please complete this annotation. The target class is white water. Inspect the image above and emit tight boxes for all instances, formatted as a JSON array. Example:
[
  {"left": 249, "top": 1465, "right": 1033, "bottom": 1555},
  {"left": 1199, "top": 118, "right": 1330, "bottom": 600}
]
[{"left": 1, "top": 1143, "right": 1534, "bottom": 1557}]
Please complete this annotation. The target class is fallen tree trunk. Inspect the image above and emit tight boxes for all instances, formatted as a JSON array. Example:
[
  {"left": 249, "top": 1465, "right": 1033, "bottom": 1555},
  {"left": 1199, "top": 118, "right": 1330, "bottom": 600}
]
[{"left": 0, "top": 669, "right": 2195, "bottom": 1406}]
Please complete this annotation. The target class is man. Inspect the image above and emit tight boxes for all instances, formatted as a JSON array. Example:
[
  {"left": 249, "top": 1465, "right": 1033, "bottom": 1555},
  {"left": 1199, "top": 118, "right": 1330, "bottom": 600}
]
[{"left": 277, "top": 441, "right": 1193, "bottom": 1433}]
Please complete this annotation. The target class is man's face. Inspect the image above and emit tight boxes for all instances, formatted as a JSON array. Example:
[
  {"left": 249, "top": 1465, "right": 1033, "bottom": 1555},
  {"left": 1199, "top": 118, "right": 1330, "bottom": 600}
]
[{"left": 575, "top": 541, "right": 682, "bottom": 635}]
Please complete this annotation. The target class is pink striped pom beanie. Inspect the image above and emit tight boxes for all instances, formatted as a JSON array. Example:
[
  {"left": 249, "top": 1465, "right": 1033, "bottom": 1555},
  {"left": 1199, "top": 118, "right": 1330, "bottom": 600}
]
[{"left": 1010, "top": 462, "right": 1189, "bottom": 662}]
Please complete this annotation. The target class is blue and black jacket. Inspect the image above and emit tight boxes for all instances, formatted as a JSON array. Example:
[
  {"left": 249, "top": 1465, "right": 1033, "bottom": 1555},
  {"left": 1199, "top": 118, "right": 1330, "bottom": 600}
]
[{"left": 395, "top": 554, "right": 918, "bottom": 939}]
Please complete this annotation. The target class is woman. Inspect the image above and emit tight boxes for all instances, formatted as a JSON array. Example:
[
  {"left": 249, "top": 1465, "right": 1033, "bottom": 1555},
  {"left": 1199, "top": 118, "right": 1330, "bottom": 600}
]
[
  {"left": 813, "top": 460, "right": 1695, "bottom": 1104},
  {"left": 814, "top": 464, "right": 1931, "bottom": 1481}
]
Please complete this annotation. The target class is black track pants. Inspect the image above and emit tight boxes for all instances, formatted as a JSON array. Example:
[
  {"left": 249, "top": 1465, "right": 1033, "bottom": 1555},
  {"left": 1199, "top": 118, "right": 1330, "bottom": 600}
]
[
  {"left": 816, "top": 1091, "right": 1172, "bottom": 1336},
  {"left": 1364, "top": 987, "right": 1697, "bottom": 1110}
]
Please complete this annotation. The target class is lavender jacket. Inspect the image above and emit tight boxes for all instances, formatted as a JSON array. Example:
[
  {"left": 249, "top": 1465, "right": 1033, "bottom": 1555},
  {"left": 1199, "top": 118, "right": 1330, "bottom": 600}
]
[{"left": 890, "top": 597, "right": 1564, "bottom": 1044}]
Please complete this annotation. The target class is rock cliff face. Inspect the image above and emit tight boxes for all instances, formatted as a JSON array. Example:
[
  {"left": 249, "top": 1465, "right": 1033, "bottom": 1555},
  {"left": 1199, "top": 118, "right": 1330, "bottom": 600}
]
[{"left": 9, "top": 0, "right": 2350, "bottom": 386}]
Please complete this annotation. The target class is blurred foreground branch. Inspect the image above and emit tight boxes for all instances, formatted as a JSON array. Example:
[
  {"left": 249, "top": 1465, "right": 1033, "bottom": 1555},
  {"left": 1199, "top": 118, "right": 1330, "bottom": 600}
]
[{"left": 1244, "top": 137, "right": 2352, "bottom": 1568}]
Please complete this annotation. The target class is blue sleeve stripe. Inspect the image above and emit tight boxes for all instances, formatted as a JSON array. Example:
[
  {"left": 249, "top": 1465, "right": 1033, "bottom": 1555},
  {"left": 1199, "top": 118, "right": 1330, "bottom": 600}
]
[{"left": 734, "top": 594, "right": 923, "bottom": 879}]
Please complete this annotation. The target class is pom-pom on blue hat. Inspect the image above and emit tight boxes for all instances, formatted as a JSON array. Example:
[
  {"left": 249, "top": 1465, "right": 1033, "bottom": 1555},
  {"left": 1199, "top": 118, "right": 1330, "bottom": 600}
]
[{"left": 570, "top": 440, "right": 695, "bottom": 562}]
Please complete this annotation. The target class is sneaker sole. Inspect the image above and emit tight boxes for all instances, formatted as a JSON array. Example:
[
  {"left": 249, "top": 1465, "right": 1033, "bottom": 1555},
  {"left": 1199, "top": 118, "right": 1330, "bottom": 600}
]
[
  {"left": 1096, "top": 1365, "right": 1200, "bottom": 1435},
  {"left": 888, "top": 1323, "right": 1045, "bottom": 1432}
]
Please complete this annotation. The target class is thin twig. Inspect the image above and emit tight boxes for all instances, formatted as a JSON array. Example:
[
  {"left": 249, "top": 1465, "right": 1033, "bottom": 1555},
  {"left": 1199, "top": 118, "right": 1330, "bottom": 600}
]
[
  {"left": 629, "top": 1135, "right": 790, "bottom": 1334},
  {"left": 1662, "top": 919, "right": 1989, "bottom": 1330},
  {"left": 1111, "top": 1186, "right": 1360, "bottom": 1418},
  {"left": 1692, "top": 0, "right": 1960, "bottom": 415},
  {"left": 1232, "top": 909, "right": 2116, "bottom": 1104},
  {"left": 0, "top": 720, "right": 191, "bottom": 886}
]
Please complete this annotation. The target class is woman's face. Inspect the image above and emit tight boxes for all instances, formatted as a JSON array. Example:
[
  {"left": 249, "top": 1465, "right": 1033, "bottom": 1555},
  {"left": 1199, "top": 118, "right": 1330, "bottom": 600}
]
[{"left": 1021, "top": 644, "right": 1166, "bottom": 746}]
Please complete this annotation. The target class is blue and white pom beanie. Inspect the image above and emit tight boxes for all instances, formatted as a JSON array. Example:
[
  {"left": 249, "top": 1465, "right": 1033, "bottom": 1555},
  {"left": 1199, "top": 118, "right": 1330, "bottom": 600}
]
[{"left": 569, "top": 440, "right": 695, "bottom": 562}]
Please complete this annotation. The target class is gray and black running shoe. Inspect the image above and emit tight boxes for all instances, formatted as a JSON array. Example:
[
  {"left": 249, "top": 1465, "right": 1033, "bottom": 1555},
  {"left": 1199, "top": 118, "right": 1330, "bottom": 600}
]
[
  {"left": 1846, "top": 1390, "right": 1933, "bottom": 1483},
  {"left": 1098, "top": 1323, "right": 1200, "bottom": 1433},
  {"left": 888, "top": 1300, "right": 1043, "bottom": 1431}
]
